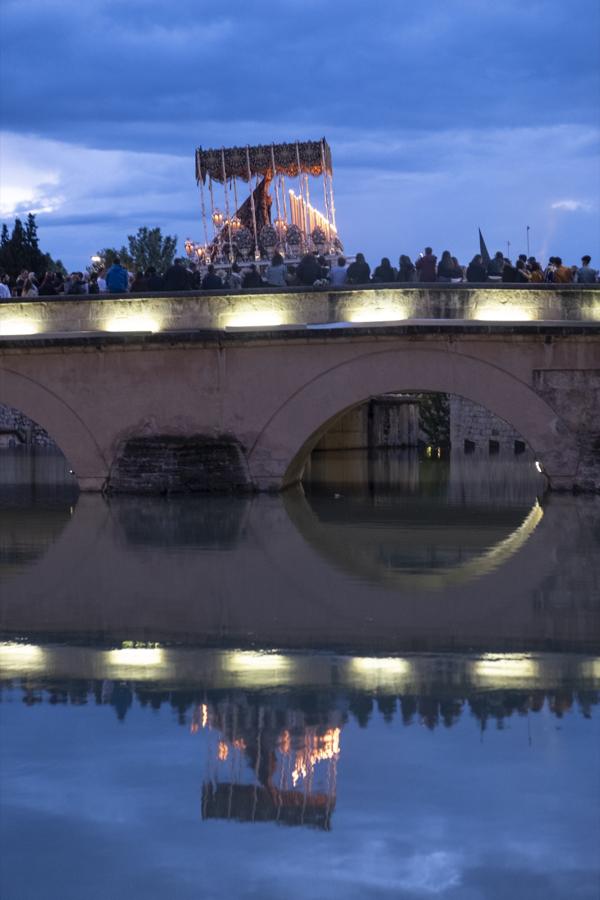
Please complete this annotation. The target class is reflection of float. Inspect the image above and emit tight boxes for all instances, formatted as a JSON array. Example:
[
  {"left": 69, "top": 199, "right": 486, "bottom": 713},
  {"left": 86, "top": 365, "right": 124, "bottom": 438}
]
[
  {"left": 187, "top": 138, "right": 342, "bottom": 267},
  {"left": 195, "top": 697, "right": 342, "bottom": 830}
]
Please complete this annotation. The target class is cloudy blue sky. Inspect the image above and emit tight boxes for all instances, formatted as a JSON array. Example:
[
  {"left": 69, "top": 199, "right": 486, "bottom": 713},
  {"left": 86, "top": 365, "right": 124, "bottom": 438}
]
[{"left": 1, "top": 0, "right": 599, "bottom": 269}]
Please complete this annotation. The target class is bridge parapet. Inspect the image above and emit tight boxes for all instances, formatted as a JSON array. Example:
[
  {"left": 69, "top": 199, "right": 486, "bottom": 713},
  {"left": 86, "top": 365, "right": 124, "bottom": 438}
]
[{"left": 0, "top": 284, "right": 598, "bottom": 338}]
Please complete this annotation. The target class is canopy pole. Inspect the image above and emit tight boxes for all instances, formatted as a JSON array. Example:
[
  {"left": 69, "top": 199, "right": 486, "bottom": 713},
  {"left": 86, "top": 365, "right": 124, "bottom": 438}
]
[
  {"left": 221, "top": 148, "right": 233, "bottom": 261},
  {"left": 327, "top": 168, "right": 337, "bottom": 232},
  {"left": 208, "top": 175, "right": 217, "bottom": 239},
  {"left": 245, "top": 145, "right": 258, "bottom": 258},
  {"left": 320, "top": 139, "right": 333, "bottom": 244},
  {"left": 197, "top": 152, "right": 210, "bottom": 249},
  {"left": 280, "top": 174, "right": 288, "bottom": 224},
  {"left": 295, "top": 141, "right": 307, "bottom": 253},
  {"left": 270, "top": 144, "right": 282, "bottom": 224},
  {"left": 303, "top": 172, "right": 312, "bottom": 243}
]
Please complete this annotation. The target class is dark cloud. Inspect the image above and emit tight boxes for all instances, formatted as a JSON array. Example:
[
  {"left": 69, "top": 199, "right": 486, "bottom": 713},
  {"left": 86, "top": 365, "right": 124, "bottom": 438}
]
[{"left": 1, "top": 0, "right": 599, "bottom": 155}]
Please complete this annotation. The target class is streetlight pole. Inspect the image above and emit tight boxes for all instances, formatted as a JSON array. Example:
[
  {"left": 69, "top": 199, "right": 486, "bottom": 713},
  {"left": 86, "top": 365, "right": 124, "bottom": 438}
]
[
  {"left": 506, "top": 240, "right": 511, "bottom": 259},
  {"left": 526, "top": 225, "right": 530, "bottom": 257}
]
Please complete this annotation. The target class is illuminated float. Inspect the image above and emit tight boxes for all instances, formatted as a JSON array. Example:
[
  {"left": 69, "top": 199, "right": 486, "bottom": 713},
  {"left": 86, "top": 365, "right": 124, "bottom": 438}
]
[{"left": 185, "top": 138, "right": 343, "bottom": 267}]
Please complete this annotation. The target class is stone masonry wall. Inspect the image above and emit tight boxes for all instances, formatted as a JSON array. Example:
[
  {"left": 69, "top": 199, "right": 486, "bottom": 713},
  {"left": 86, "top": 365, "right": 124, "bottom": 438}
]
[
  {"left": 0, "top": 403, "right": 57, "bottom": 448},
  {"left": 107, "top": 435, "right": 252, "bottom": 494},
  {"left": 450, "top": 395, "right": 523, "bottom": 451}
]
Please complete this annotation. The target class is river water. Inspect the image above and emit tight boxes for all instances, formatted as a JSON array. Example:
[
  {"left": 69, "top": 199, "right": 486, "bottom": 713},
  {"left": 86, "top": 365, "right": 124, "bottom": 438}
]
[{"left": 0, "top": 447, "right": 599, "bottom": 899}]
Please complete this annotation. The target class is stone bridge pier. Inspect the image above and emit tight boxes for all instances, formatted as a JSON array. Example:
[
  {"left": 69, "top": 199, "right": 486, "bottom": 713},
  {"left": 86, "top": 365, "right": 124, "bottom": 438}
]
[{"left": 0, "top": 322, "right": 599, "bottom": 493}]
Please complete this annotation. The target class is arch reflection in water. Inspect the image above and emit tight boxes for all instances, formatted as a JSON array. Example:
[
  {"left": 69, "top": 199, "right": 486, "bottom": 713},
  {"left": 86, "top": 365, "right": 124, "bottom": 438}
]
[
  {"left": 298, "top": 448, "right": 546, "bottom": 589},
  {"left": 1, "top": 450, "right": 599, "bottom": 655}
]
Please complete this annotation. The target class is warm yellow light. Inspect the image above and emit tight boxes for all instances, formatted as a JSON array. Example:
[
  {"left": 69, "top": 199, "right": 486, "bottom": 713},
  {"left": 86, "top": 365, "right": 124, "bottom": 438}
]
[
  {"left": 352, "top": 656, "right": 411, "bottom": 674},
  {"left": 348, "top": 306, "right": 409, "bottom": 323},
  {"left": 582, "top": 658, "right": 600, "bottom": 680},
  {"left": 105, "top": 647, "right": 164, "bottom": 667},
  {"left": 0, "top": 642, "right": 45, "bottom": 673},
  {"left": 0, "top": 317, "right": 39, "bottom": 336},
  {"left": 475, "top": 304, "right": 533, "bottom": 322},
  {"left": 225, "top": 309, "right": 285, "bottom": 328},
  {"left": 104, "top": 314, "right": 160, "bottom": 333},
  {"left": 472, "top": 654, "right": 539, "bottom": 681},
  {"left": 227, "top": 651, "right": 290, "bottom": 670}
]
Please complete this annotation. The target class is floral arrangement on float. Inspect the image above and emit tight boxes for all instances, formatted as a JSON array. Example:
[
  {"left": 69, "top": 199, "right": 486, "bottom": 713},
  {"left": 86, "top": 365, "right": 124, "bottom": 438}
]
[
  {"left": 233, "top": 227, "right": 254, "bottom": 260},
  {"left": 259, "top": 225, "right": 278, "bottom": 253},
  {"left": 311, "top": 226, "right": 327, "bottom": 253},
  {"left": 285, "top": 224, "right": 303, "bottom": 255}
]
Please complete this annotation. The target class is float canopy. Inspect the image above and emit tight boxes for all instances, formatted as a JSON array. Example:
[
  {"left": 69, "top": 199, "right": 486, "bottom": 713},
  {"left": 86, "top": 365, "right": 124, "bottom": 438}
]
[{"left": 196, "top": 139, "right": 333, "bottom": 184}]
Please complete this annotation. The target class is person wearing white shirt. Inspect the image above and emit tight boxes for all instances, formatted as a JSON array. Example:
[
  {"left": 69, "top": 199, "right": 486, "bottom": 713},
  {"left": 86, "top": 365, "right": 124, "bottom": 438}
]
[
  {"left": 329, "top": 256, "right": 348, "bottom": 286},
  {"left": 0, "top": 275, "right": 11, "bottom": 299}
]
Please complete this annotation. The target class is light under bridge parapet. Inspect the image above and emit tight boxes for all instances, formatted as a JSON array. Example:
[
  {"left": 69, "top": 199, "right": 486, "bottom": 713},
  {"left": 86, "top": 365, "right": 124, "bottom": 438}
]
[{"left": 0, "top": 284, "right": 599, "bottom": 338}]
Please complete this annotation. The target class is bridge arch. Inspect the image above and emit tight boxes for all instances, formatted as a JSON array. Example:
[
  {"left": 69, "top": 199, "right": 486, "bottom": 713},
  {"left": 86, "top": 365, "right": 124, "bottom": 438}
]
[
  {"left": 0, "top": 366, "right": 109, "bottom": 491},
  {"left": 247, "top": 346, "right": 578, "bottom": 490}
]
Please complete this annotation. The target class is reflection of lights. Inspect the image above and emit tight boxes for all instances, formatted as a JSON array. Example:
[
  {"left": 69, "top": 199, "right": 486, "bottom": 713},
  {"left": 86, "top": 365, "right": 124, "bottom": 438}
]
[
  {"left": 227, "top": 651, "right": 290, "bottom": 670},
  {"left": 352, "top": 656, "right": 411, "bottom": 674},
  {"left": 291, "top": 727, "right": 341, "bottom": 786},
  {"left": 105, "top": 647, "right": 164, "bottom": 667},
  {"left": 104, "top": 314, "right": 160, "bottom": 333},
  {"left": 535, "top": 460, "right": 543, "bottom": 473},
  {"left": 0, "top": 317, "right": 39, "bottom": 336},
  {"left": 0, "top": 642, "right": 45, "bottom": 673},
  {"left": 582, "top": 659, "right": 600, "bottom": 680},
  {"left": 201, "top": 703, "right": 208, "bottom": 728},
  {"left": 233, "top": 738, "right": 246, "bottom": 751},
  {"left": 348, "top": 305, "right": 409, "bottom": 323},
  {"left": 475, "top": 304, "right": 533, "bottom": 322},
  {"left": 472, "top": 654, "right": 539, "bottom": 682},
  {"left": 225, "top": 309, "right": 285, "bottom": 329},
  {"left": 217, "top": 741, "right": 229, "bottom": 761}
]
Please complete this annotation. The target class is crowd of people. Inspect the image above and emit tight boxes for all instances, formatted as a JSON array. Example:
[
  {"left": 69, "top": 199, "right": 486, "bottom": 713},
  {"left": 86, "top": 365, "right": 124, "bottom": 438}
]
[{"left": 0, "top": 249, "right": 597, "bottom": 299}]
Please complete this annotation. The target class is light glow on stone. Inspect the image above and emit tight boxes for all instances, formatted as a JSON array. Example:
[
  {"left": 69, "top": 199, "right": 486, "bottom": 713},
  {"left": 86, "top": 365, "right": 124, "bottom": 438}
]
[
  {"left": 104, "top": 314, "right": 160, "bottom": 333},
  {"left": 225, "top": 309, "right": 286, "bottom": 328},
  {"left": 0, "top": 317, "right": 39, "bottom": 336},
  {"left": 475, "top": 304, "right": 534, "bottom": 322},
  {"left": 348, "top": 305, "right": 409, "bottom": 323},
  {"left": 227, "top": 651, "right": 290, "bottom": 670}
]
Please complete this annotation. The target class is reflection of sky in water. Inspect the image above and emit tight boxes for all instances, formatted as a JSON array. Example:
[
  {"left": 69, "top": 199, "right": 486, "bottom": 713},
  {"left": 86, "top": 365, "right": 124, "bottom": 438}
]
[{"left": 1, "top": 677, "right": 598, "bottom": 900}]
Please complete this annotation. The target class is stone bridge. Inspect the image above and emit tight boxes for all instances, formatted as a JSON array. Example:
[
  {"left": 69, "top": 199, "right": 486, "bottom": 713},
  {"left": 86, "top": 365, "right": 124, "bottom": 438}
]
[{"left": 0, "top": 286, "right": 599, "bottom": 492}]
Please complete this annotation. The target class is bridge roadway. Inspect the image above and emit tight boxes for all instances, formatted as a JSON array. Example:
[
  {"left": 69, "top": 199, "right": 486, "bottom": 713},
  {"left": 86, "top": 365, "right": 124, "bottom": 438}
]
[{"left": 0, "top": 285, "right": 599, "bottom": 493}]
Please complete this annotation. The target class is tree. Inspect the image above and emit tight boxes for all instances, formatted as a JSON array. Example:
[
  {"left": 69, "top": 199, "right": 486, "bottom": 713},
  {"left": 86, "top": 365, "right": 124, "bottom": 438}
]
[
  {"left": 0, "top": 214, "right": 56, "bottom": 278},
  {"left": 24, "top": 213, "right": 39, "bottom": 253},
  {"left": 127, "top": 227, "right": 177, "bottom": 273},
  {"left": 96, "top": 246, "right": 134, "bottom": 270}
]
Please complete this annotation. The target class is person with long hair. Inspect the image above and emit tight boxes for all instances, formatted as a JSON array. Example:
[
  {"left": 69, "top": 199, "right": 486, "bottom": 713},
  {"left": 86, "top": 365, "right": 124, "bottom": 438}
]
[
  {"left": 265, "top": 251, "right": 288, "bottom": 287},
  {"left": 372, "top": 257, "right": 397, "bottom": 283}
]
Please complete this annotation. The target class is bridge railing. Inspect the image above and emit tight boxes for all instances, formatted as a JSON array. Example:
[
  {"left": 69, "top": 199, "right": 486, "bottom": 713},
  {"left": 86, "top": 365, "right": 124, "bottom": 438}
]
[{"left": 0, "top": 284, "right": 598, "bottom": 337}]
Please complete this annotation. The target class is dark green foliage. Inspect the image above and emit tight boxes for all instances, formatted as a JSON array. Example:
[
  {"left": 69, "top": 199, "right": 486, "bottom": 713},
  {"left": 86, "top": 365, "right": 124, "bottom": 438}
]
[
  {"left": 0, "top": 214, "right": 56, "bottom": 278},
  {"left": 96, "top": 228, "right": 177, "bottom": 274},
  {"left": 127, "top": 227, "right": 177, "bottom": 273},
  {"left": 96, "top": 246, "right": 134, "bottom": 270},
  {"left": 417, "top": 392, "right": 450, "bottom": 445}
]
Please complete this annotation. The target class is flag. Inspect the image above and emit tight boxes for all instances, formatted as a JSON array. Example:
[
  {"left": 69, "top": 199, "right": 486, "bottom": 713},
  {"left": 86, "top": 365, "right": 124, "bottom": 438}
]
[{"left": 478, "top": 229, "right": 491, "bottom": 266}]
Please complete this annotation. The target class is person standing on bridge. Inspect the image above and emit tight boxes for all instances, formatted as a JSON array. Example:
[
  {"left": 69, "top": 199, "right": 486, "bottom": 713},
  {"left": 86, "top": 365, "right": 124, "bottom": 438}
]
[
  {"left": 105, "top": 257, "right": 129, "bottom": 293},
  {"left": 415, "top": 247, "right": 437, "bottom": 282},
  {"left": 163, "top": 258, "right": 193, "bottom": 291},
  {"left": 265, "top": 252, "right": 288, "bottom": 287},
  {"left": 346, "top": 252, "right": 371, "bottom": 285},
  {"left": 576, "top": 256, "right": 598, "bottom": 283}
]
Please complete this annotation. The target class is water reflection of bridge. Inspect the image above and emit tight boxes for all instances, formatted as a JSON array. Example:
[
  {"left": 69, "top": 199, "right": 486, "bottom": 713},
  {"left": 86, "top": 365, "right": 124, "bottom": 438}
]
[{"left": 1, "top": 482, "right": 599, "bottom": 653}]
